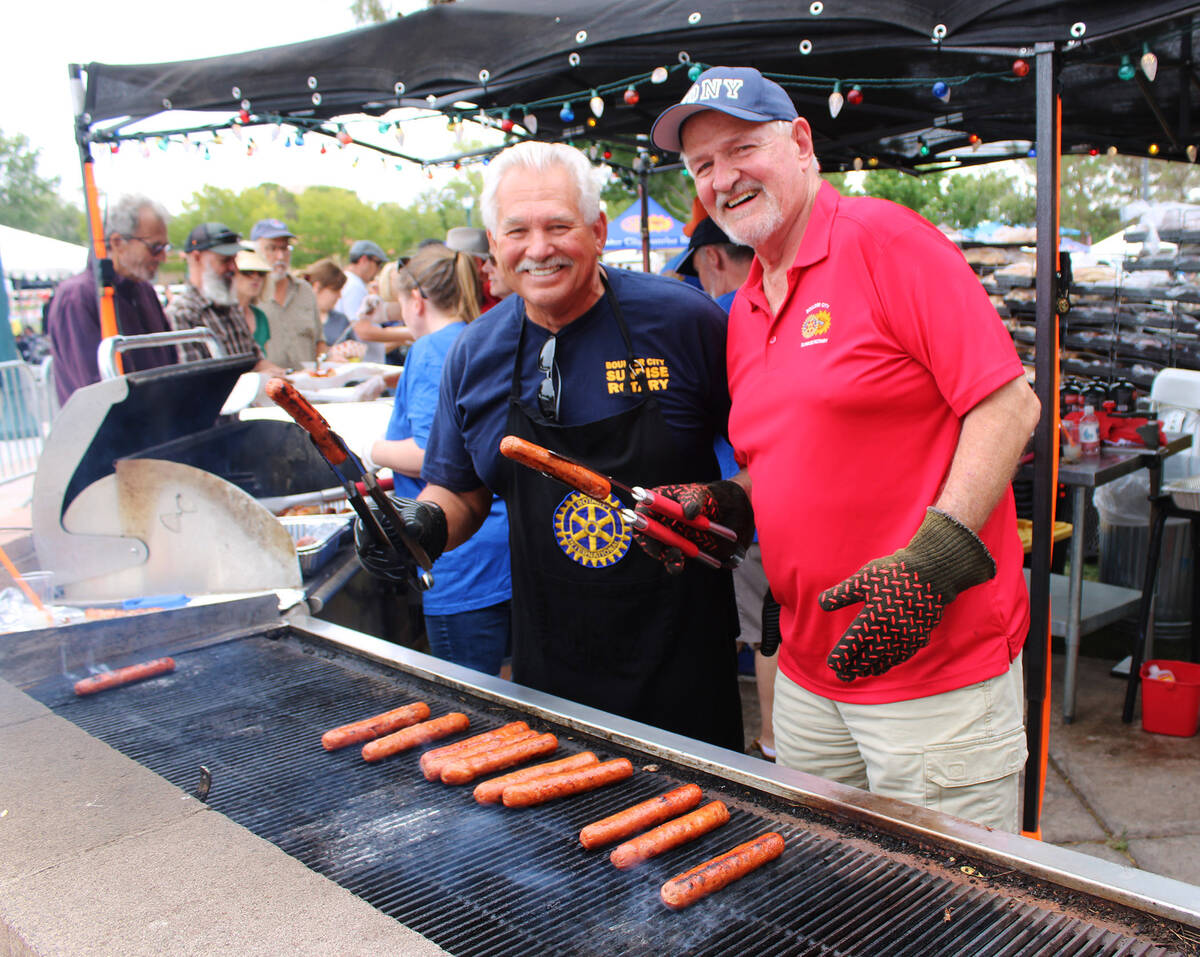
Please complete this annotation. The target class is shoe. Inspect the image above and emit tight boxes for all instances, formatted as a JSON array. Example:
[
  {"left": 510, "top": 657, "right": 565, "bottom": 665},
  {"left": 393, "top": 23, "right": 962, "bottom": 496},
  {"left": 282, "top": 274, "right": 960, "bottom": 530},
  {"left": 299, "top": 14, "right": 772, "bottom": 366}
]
[{"left": 750, "top": 737, "right": 776, "bottom": 762}]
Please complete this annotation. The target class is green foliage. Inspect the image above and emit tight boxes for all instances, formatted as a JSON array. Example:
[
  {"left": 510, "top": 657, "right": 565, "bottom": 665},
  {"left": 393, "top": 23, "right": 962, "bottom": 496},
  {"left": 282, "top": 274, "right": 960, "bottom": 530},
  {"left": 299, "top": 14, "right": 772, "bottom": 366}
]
[
  {"left": 847, "top": 166, "right": 1035, "bottom": 230},
  {"left": 0, "top": 130, "right": 86, "bottom": 243},
  {"left": 171, "top": 173, "right": 486, "bottom": 267},
  {"left": 350, "top": 0, "right": 391, "bottom": 24},
  {"left": 852, "top": 170, "right": 944, "bottom": 219}
]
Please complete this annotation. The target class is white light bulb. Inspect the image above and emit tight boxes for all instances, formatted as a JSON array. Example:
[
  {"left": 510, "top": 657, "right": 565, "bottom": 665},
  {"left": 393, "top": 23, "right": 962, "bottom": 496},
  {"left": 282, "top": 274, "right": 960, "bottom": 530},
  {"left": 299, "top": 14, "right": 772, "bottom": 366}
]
[
  {"left": 828, "top": 90, "right": 844, "bottom": 118},
  {"left": 589, "top": 95, "right": 604, "bottom": 118},
  {"left": 1141, "top": 50, "right": 1158, "bottom": 82}
]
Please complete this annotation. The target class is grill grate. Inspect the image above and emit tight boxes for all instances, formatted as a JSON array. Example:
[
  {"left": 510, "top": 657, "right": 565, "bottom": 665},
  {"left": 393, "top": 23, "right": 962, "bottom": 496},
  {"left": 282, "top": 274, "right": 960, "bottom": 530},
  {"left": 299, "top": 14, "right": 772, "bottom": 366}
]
[{"left": 35, "top": 634, "right": 1185, "bottom": 957}]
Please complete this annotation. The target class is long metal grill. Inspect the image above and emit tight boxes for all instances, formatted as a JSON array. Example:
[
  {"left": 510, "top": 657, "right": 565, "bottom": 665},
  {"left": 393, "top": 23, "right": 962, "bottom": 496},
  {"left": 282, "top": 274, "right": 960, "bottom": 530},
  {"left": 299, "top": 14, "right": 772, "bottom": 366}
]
[{"left": 33, "top": 633, "right": 1186, "bottom": 957}]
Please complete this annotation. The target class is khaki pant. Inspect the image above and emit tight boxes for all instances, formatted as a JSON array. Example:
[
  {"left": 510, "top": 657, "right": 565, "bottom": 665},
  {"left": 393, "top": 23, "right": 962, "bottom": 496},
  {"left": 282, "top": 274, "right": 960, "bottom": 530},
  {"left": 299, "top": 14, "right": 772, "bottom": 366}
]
[{"left": 773, "top": 655, "right": 1026, "bottom": 832}]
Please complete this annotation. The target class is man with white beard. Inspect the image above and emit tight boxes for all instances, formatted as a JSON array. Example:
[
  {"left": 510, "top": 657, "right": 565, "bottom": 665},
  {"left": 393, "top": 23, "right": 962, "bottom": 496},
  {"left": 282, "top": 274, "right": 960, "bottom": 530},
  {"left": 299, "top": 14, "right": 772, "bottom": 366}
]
[{"left": 166, "top": 222, "right": 284, "bottom": 373}]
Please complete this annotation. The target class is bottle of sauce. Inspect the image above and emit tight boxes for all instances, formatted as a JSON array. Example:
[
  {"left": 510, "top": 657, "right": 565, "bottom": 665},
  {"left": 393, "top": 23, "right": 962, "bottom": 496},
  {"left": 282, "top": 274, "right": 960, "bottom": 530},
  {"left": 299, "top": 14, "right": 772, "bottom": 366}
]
[{"left": 1079, "top": 405, "right": 1101, "bottom": 458}]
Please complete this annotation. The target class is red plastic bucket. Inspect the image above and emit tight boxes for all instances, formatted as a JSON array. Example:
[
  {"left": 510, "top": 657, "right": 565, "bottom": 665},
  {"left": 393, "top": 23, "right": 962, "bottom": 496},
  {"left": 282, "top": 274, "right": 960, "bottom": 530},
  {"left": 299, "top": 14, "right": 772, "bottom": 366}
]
[{"left": 1140, "top": 659, "right": 1200, "bottom": 737}]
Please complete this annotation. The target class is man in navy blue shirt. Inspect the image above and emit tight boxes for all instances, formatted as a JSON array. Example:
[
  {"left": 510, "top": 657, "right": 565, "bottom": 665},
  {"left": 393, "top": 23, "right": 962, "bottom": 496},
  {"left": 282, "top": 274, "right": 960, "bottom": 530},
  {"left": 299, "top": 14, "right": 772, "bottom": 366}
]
[{"left": 356, "top": 141, "right": 749, "bottom": 751}]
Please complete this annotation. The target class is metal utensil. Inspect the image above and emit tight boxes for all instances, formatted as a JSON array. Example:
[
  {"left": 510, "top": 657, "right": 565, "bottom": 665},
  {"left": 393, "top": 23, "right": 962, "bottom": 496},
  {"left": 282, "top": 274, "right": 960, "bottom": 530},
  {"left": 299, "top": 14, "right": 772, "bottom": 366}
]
[
  {"left": 266, "top": 378, "right": 434, "bottom": 590},
  {"left": 499, "top": 435, "right": 739, "bottom": 568}
]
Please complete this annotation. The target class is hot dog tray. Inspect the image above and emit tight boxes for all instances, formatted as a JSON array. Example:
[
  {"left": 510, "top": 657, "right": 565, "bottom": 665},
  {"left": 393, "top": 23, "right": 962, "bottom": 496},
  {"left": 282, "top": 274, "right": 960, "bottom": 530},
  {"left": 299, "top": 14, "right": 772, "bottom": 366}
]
[{"left": 20, "top": 625, "right": 1198, "bottom": 957}]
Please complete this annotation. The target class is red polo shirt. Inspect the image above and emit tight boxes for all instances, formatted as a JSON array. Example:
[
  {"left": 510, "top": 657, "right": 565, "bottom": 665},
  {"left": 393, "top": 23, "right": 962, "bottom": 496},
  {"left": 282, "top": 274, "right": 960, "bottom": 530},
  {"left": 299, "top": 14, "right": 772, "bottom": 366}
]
[{"left": 727, "top": 181, "right": 1029, "bottom": 704}]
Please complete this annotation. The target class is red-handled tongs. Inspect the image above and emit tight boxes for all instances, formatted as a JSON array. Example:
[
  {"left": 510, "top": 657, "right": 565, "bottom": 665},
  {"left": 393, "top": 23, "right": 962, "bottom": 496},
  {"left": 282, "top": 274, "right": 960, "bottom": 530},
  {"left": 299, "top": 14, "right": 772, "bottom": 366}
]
[
  {"left": 499, "top": 435, "right": 742, "bottom": 570},
  {"left": 267, "top": 378, "right": 435, "bottom": 590}
]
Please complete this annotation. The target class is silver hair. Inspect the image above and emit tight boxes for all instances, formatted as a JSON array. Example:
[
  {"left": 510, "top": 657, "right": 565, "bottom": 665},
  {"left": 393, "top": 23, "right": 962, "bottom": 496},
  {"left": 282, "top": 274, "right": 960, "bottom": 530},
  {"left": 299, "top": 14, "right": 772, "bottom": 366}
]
[
  {"left": 104, "top": 194, "right": 169, "bottom": 239},
  {"left": 480, "top": 141, "right": 605, "bottom": 232}
]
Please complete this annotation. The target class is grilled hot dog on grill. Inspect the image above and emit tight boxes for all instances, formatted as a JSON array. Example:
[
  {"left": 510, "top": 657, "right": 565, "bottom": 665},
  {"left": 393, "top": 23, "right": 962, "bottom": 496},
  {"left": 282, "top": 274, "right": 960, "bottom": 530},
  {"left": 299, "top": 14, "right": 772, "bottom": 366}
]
[
  {"left": 660, "top": 832, "right": 785, "bottom": 910},
  {"left": 579, "top": 784, "right": 704, "bottom": 850},
  {"left": 610, "top": 800, "right": 730, "bottom": 869},
  {"left": 321, "top": 702, "right": 431, "bottom": 751},
  {"left": 501, "top": 758, "right": 633, "bottom": 808},
  {"left": 362, "top": 712, "right": 469, "bottom": 762},
  {"left": 419, "top": 722, "right": 532, "bottom": 781},
  {"left": 440, "top": 733, "right": 558, "bottom": 785},
  {"left": 74, "top": 657, "right": 175, "bottom": 696},
  {"left": 474, "top": 752, "right": 599, "bottom": 804}
]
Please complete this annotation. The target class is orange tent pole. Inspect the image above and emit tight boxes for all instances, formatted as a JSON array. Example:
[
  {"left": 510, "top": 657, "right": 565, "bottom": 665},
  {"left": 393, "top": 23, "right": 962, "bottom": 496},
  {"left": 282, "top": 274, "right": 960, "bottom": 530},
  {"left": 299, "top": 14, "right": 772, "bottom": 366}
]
[{"left": 70, "top": 64, "right": 123, "bottom": 375}]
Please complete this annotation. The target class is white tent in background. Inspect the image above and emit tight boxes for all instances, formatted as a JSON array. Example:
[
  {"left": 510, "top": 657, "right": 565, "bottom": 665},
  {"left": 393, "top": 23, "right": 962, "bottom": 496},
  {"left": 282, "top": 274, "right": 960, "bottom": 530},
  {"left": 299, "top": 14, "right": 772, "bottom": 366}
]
[{"left": 0, "top": 225, "right": 88, "bottom": 282}]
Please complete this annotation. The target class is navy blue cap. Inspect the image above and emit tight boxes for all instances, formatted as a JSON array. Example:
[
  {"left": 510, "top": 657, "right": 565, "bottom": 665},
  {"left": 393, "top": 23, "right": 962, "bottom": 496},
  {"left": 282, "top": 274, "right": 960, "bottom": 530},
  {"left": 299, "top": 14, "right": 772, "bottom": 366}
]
[
  {"left": 651, "top": 67, "right": 799, "bottom": 153},
  {"left": 676, "top": 217, "right": 749, "bottom": 276}
]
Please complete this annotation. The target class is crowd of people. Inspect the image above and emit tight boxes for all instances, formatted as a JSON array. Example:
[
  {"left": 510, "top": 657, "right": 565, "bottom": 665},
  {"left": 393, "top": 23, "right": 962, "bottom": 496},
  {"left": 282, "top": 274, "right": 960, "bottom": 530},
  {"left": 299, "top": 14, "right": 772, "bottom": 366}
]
[{"left": 41, "top": 68, "right": 1040, "bottom": 832}]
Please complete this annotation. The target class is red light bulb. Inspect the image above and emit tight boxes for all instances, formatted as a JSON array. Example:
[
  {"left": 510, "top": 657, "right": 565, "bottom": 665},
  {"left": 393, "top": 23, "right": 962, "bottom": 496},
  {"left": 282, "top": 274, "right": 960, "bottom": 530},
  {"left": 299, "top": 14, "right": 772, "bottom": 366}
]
[
  {"left": 1012, "top": 58, "right": 1030, "bottom": 78},
  {"left": 846, "top": 86, "right": 863, "bottom": 106},
  {"left": 624, "top": 86, "right": 639, "bottom": 105}
]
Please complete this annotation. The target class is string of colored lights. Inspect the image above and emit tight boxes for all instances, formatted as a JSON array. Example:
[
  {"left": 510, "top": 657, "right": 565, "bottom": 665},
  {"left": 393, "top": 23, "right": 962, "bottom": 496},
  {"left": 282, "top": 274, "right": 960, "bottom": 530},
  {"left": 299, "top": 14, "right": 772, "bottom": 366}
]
[{"left": 85, "top": 21, "right": 1195, "bottom": 170}]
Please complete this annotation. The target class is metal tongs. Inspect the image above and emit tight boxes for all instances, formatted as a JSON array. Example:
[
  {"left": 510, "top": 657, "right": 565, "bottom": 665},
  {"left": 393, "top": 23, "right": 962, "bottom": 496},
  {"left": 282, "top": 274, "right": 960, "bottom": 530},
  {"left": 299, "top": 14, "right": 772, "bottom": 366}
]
[
  {"left": 266, "top": 378, "right": 434, "bottom": 590},
  {"left": 498, "top": 435, "right": 743, "bottom": 570}
]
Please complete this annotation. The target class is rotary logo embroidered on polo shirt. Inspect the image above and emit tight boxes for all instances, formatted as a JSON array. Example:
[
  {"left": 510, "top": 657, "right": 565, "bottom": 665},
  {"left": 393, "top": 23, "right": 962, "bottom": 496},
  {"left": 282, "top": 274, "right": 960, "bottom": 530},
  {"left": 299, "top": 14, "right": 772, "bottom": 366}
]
[
  {"left": 801, "top": 301, "right": 832, "bottom": 347},
  {"left": 553, "top": 490, "right": 631, "bottom": 568}
]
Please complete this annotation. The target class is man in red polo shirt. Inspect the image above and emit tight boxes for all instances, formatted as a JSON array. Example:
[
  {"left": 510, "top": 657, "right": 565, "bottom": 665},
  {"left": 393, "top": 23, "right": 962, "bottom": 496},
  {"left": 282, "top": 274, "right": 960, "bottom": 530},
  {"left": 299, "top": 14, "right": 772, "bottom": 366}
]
[{"left": 646, "top": 68, "right": 1040, "bottom": 831}]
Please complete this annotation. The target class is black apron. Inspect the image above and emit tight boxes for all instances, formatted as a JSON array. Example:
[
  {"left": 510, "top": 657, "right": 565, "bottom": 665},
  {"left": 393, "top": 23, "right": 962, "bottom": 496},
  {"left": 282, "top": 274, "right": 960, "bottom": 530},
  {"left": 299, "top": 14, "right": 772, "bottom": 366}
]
[{"left": 493, "top": 276, "right": 743, "bottom": 751}]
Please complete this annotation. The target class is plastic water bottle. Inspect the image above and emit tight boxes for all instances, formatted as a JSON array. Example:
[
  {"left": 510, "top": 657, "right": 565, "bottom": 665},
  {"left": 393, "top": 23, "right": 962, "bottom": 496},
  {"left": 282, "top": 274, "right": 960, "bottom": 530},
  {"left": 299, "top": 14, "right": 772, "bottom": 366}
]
[{"left": 1079, "top": 405, "right": 1101, "bottom": 458}]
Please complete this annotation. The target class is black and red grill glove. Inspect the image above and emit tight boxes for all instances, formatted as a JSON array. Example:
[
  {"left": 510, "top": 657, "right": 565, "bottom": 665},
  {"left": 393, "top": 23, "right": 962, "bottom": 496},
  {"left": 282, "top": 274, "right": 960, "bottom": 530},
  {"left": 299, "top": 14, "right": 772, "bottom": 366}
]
[
  {"left": 633, "top": 480, "right": 753, "bottom": 573},
  {"left": 819, "top": 508, "right": 996, "bottom": 682}
]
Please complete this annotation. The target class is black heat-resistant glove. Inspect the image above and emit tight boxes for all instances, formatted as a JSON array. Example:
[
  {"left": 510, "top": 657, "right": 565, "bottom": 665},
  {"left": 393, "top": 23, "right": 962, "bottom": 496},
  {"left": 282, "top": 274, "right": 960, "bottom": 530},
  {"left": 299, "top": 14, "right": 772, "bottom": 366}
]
[
  {"left": 819, "top": 508, "right": 996, "bottom": 682},
  {"left": 760, "top": 588, "right": 782, "bottom": 658},
  {"left": 354, "top": 496, "right": 447, "bottom": 584},
  {"left": 632, "top": 480, "right": 754, "bottom": 574}
]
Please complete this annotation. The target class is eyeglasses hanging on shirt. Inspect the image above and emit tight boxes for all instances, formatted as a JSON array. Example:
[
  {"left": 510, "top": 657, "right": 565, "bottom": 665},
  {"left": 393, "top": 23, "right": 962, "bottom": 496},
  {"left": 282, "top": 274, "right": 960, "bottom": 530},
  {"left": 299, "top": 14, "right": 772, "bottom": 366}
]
[{"left": 538, "top": 335, "right": 561, "bottom": 422}]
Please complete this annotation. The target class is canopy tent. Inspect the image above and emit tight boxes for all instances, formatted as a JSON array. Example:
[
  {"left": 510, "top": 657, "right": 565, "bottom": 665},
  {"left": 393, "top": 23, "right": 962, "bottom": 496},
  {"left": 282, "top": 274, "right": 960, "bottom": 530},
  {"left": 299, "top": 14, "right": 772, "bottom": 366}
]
[
  {"left": 67, "top": 1, "right": 1200, "bottom": 838},
  {"left": 0, "top": 225, "right": 88, "bottom": 283},
  {"left": 604, "top": 197, "right": 686, "bottom": 251},
  {"left": 78, "top": 1, "right": 1200, "bottom": 171}
]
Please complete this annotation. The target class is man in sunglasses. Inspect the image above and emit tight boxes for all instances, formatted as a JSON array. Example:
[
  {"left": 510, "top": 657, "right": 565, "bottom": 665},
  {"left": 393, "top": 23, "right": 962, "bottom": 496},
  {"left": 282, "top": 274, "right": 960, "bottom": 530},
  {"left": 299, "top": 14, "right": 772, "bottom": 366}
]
[
  {"left": 355, "top": 140, "right": 749, "bottom": 752},
  {"left": 47, "top": 193, "right": 179, "bottom": 404}
]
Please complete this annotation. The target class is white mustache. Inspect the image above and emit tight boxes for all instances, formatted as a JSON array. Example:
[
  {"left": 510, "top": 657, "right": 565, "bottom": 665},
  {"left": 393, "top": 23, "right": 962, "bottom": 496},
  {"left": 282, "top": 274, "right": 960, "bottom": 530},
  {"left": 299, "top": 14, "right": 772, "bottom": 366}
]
[
  {"left": 516, "top": 256, "right": 573, "bottom": 273},
  {"left": 716, "top": 179, "right": 763, "bottom": 210}
]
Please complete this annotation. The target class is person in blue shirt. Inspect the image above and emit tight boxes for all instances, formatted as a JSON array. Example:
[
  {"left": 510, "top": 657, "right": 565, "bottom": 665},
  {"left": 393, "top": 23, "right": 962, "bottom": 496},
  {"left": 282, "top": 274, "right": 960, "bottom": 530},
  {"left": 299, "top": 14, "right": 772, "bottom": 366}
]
[{"left": 366, "top": 243, "right": 512, "bottom": 675}]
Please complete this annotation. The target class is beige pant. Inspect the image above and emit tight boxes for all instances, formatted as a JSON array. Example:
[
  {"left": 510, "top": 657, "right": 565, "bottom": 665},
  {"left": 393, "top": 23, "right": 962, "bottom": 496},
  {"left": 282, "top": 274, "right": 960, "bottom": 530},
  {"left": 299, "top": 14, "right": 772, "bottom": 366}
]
[{"left": 773, "top": 655, "right": 1026, "bottom": 832}]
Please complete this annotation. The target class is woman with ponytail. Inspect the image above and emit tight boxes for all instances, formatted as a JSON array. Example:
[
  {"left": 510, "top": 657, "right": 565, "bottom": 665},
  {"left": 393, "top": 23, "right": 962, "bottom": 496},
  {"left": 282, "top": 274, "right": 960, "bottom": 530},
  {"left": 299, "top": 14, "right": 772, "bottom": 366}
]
[{"left": 367, "top": 243, "right": 512, "bottom": 674}]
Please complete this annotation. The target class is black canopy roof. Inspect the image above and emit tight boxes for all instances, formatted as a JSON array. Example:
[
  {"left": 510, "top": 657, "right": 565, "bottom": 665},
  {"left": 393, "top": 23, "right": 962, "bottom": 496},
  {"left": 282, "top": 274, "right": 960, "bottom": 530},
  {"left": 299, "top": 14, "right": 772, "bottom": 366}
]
[{"left": 81, "top": 1, "right": 1200, "bottom": 170}]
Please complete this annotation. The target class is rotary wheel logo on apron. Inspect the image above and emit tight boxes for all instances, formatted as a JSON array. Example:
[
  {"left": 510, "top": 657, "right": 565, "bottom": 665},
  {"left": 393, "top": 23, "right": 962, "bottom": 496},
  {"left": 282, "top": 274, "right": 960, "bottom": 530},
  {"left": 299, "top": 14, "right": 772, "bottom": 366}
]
[{"left": 553, "top": 490, "right": 631, "bottom": 568}]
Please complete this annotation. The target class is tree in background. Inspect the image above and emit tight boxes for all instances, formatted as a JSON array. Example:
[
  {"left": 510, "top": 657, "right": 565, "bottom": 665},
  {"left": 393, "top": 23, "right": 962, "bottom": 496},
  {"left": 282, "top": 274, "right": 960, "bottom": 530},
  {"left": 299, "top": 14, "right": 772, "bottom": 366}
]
[
  {"left": 844, "top": 166, "right": 1035, "bottom": 230},
  {"left": 0, "top": 130, "right": 86, "bottom": 243},
  {"left": 169, "top": 171, "right": 485, "bottom": 269}
]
